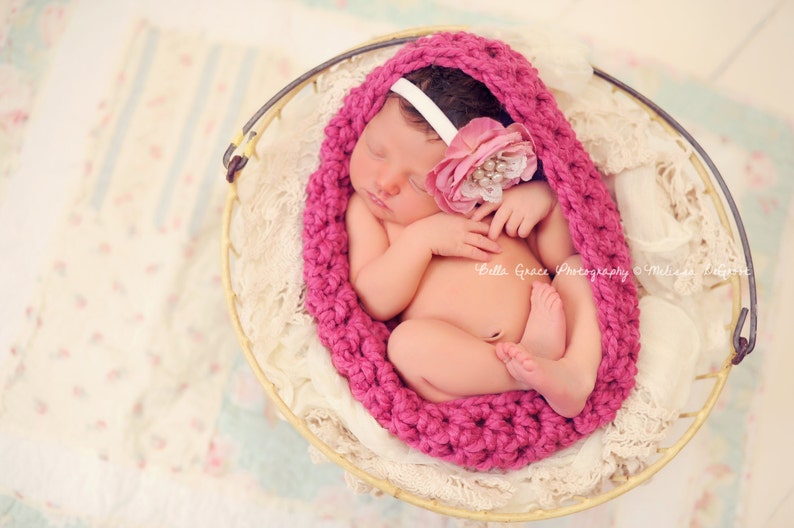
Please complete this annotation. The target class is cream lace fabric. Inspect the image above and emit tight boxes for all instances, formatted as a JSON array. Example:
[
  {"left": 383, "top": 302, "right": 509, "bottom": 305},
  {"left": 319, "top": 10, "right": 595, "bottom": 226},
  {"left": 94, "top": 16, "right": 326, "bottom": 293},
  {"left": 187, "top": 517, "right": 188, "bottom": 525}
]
[{"left": 228, "top": 27, "right": 739, "bottom": 513}]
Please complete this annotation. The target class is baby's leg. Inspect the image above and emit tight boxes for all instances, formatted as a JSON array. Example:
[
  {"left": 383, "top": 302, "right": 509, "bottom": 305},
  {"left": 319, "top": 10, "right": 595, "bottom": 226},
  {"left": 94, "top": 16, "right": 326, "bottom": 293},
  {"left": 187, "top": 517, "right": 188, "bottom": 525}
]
[
  {"left": 517, "top": 281, "right": 566, "bottom": 360},
  {"left": 388, "top": 318, "right": 525, "bottom": 402},
  {"left": 497, "top": 254, "right": 602, "bottom": 418}
]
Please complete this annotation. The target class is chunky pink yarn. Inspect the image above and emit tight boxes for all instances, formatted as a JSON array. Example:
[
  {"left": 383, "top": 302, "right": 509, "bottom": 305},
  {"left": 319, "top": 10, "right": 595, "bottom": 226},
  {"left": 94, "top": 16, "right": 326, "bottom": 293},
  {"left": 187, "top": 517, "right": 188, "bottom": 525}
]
[{"left": 302, "top": 31, "right": 640, "bottom": 471}]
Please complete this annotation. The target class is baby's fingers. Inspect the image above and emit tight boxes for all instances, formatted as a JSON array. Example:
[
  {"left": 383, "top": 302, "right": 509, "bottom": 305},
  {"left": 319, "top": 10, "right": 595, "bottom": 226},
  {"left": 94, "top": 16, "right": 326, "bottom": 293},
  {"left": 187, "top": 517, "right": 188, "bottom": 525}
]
[
  {"left": 487, "top": 207, "right": 511, "bottom": 239},
  {"left": 504, "top": 213, "right": 525, "bottom": 238},
  {"left": 470, "top": 201, "right": 500, "bottom": 222},
  {"left": 464, "top": 232, "right": 502, "bottom": 259}
]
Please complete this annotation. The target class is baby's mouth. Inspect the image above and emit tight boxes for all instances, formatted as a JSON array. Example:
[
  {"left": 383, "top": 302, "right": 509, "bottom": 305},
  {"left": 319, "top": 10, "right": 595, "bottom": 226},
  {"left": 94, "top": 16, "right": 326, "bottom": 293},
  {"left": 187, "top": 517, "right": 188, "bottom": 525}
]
[{"left": 368, "top": 191, "right": 390, "bottom": 211}]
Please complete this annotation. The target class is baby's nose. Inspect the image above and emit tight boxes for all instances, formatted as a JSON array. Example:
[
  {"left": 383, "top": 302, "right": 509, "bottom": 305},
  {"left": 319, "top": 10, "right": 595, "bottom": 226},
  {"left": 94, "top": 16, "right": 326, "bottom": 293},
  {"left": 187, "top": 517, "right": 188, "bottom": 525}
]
[{"left": 377, "top": 169, "right": 402, "bottom": 196}]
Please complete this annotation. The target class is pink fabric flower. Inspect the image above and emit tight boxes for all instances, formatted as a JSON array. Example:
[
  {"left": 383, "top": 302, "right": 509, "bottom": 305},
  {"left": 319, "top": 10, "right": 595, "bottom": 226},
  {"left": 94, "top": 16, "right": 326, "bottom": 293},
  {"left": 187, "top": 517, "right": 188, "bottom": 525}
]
[{"left": 426, "top": 117, "right": 538, "bottom": 214}]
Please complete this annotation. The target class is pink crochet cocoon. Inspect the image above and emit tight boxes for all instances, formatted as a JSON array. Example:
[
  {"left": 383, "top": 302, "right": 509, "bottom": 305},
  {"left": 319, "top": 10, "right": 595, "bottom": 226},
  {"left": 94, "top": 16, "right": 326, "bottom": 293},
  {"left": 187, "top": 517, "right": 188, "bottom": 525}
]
[{"left": 302, "top": 31, "right": 640, "bottom": 471}]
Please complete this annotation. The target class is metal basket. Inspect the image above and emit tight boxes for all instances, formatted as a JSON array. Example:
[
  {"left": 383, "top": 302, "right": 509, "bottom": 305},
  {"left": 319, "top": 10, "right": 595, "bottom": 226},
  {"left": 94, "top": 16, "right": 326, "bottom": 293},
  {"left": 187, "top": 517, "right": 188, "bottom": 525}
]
[{"left": 220, "top": 27, "right": 757, "bottom": 522}]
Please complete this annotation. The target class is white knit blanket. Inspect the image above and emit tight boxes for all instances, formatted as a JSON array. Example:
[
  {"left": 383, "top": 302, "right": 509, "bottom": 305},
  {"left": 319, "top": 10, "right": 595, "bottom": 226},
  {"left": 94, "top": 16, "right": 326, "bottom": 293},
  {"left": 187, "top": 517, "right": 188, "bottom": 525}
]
[{"left": 230, "top": 27, "right": 741, "bottom": 513}]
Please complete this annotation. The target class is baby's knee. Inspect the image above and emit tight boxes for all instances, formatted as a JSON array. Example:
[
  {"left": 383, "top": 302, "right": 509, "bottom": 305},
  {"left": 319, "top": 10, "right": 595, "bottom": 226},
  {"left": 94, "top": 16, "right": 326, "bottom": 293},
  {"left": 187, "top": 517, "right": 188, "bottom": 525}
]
[
  {"left": 387, "top": 320, "right": 439, "bottom": 397},
  {"left": 386, "top": 320, "right": 422, "bottom": 371},
  {"left": 560, "top": 253, "right": 583, "bottom": 270}
]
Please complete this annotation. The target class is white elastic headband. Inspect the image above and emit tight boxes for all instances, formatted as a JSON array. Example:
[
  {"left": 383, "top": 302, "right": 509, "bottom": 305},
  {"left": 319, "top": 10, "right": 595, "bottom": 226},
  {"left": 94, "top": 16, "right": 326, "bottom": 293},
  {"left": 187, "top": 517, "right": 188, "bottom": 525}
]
[{"left": 390, "top": 77, "right": 458, "bottom": 145}]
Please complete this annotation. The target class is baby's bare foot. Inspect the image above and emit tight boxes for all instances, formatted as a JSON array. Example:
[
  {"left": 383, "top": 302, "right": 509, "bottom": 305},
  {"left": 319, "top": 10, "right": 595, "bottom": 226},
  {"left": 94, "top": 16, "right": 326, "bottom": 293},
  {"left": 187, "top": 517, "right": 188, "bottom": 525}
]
[
  {"left": 496, "top": 341, "right": 591, "bottom": 418},
  {"left": 521, "top": 282, "right": 566, "bottom": 360},
  {"left": 496, "top": 342, "right": 536, "bottom": 390}
]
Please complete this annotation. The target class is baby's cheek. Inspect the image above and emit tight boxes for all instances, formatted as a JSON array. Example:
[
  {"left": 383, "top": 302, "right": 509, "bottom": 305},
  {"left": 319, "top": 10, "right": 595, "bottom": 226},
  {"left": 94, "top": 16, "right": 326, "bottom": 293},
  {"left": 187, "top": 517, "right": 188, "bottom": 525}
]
[{"left": 348, "top": 145, "right": 365, "bottom": 184}]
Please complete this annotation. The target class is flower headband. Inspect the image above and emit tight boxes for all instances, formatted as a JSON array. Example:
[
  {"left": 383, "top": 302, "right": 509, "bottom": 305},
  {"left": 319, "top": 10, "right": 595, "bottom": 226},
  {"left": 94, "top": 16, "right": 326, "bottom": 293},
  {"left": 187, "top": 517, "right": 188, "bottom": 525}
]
[{"left": 390, "top": 77, "right": 538, "bottom": 214}]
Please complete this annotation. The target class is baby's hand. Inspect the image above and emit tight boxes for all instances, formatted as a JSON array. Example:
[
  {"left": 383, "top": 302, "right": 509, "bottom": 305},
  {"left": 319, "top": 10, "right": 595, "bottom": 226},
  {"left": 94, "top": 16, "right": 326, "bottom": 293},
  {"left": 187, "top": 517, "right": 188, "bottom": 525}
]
[
  {"left": 471, "top": 181, "right": 555, "bottom": 240},
  {"left": 411, "top": 213, "right": 502, "bottom": 261}
]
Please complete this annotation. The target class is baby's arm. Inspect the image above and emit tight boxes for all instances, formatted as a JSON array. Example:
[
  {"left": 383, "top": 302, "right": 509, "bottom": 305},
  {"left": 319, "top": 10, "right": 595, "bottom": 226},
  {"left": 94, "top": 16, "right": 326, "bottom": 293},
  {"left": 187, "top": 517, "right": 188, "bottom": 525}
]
[
  {"left": 346, "top": 194, "right": 500, "bottom": 320},
  {"left": 346, "top": 194, "right": 426, "bottom": 320}
]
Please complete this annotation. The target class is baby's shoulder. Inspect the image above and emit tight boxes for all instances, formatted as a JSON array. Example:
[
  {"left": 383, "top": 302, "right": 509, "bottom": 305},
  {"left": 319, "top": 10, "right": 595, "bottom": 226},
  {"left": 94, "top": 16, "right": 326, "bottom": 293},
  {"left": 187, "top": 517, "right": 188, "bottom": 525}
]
[
  {"left": 345, "top": 193, "right": 370, "bottom": 220},
  {"left": 345, "top": 194, "right": 388, "bottom": 235}
]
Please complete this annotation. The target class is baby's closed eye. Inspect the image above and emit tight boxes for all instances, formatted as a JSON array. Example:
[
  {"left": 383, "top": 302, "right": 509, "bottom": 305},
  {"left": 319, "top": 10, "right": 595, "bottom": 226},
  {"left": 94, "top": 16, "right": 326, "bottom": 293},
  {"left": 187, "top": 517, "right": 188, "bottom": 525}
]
[{"left": 408, "top": 176, "right": 428, "bottom": 194}]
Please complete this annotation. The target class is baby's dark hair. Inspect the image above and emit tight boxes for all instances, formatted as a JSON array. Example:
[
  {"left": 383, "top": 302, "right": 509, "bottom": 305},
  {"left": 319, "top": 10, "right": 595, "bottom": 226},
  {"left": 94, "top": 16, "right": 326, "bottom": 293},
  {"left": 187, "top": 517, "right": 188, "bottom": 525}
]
[{"left": 392, "top": 66, "right": 514, "bottom": 133}]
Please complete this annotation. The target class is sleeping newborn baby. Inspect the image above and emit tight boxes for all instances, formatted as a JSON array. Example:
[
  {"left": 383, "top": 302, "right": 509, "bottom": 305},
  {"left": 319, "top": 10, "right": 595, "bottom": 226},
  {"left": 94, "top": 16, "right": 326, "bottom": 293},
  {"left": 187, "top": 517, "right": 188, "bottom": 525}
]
[{"left": 345, "top": 65, "right": 602, "bottom": 418}]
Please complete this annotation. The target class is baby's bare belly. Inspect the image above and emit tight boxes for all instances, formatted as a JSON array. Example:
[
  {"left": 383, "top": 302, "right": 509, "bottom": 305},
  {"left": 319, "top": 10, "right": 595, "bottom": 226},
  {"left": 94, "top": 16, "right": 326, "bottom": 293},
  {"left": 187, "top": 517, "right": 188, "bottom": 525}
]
[{"left": 401, "top": 236, "right": 550, "bottom": 342}]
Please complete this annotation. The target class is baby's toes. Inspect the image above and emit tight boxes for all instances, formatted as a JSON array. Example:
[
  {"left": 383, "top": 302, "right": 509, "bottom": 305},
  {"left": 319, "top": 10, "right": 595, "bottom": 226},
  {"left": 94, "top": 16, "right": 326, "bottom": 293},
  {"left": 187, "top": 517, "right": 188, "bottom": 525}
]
[
  {"left": 519, "top": 355, "right": 536, "bottom": 372},
  {"left": 495, "top": 343, "right": 510, "bottom": 362}
]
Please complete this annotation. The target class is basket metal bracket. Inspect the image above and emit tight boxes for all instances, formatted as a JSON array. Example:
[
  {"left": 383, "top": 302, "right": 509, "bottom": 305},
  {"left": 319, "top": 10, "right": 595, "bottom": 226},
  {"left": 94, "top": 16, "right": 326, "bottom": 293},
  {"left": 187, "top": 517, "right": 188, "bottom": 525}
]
[
  {"left": 224, "top": 130, "right": 259, "bottom": 183},
  {"left": 731, "top": 306, "right": 757, "bottom": 365},
  {"left": 225, "top": 153, "right": 247, "bottom": 183}
]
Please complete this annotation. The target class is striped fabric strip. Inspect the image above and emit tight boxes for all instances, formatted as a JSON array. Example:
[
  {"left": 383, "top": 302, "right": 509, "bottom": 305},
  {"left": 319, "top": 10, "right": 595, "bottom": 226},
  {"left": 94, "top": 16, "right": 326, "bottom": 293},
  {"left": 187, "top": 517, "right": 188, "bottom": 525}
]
[
  {"left": 85, "top": 23, "right": 293, "bottom": 237},
  {"left": 154, "top": 45, "right": 222, "bottom": 229},
  {"left": 188, "top": 47, "right": 258, "bottom": 236},
  {"left": 90, "top": 26, "right": 160, "bottom": 210}
]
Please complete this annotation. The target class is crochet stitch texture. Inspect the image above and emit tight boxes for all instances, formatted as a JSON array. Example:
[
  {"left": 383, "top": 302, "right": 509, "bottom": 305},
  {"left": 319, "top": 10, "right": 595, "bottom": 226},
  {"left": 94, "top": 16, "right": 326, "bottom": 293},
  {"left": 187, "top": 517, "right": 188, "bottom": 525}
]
[{"left": 302, "top": 31, "right": 640, "bottom": 471}]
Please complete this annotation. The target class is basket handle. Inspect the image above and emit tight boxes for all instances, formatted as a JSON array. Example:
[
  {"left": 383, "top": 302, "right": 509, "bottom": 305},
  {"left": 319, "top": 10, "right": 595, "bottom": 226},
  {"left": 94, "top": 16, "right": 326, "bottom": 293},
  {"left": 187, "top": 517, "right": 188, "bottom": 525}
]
[
  {"left": 222, "top": 35, "right": 423, "bottom": 183},
  {"left": 221, "top": 41, "right": 759, "bottom": 363}
]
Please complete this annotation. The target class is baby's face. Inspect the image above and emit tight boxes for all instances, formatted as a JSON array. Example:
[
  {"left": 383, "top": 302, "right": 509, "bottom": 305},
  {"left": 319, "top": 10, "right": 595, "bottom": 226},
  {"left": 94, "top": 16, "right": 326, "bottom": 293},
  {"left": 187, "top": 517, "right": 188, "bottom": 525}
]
[{"left": 349, "top": 98, "right": 447, "bottom": 225}]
